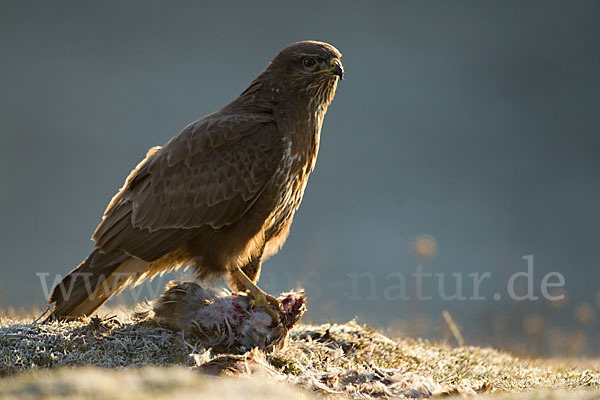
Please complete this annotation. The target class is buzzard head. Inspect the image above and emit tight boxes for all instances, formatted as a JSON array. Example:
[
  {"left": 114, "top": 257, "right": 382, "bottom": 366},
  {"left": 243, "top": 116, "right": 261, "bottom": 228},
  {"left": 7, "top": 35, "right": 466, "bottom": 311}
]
[{"left": 268, "top": 41, "right": 343, "bottom": 108}]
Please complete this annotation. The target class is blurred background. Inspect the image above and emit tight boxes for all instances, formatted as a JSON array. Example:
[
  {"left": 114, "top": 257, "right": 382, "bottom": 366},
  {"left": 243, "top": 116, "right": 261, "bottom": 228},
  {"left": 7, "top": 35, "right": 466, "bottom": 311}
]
[{"left": 1, "top": 0, "right": 599, "bottom": 356}]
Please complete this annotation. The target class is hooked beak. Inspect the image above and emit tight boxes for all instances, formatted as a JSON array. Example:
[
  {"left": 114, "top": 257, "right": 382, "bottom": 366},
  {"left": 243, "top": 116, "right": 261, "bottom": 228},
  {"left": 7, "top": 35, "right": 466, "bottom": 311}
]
[
  {"left": 314, "top": 57, "right": 344, "bottom": 80},
  {"left": 329, "top": 57, "right": 344, "bottom": 79}
]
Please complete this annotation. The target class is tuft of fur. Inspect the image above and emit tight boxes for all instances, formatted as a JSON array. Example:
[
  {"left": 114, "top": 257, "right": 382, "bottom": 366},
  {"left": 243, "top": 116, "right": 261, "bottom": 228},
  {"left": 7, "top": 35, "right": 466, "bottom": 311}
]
[{"left": 136, "top": 281, "right": 306, "bottom": 353}]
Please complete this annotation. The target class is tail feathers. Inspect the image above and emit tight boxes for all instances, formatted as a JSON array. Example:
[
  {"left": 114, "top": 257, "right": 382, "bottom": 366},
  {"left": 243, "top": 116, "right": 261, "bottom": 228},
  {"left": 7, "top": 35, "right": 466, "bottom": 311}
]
[{"left": 48, "top": 249, "right": 134, "bottom": 320}]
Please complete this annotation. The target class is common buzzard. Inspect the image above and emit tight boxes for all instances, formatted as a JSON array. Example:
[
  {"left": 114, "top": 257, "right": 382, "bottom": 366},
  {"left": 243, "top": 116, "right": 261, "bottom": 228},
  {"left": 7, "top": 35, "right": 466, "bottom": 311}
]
[{"left": 48, "top": 40, "right": 343, "bottom": 322}]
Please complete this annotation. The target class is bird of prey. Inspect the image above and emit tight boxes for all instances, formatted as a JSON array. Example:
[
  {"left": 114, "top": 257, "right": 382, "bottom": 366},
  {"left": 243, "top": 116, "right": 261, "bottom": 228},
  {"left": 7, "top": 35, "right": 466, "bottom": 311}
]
[{"left": 48, "top": 40, "right": 344, "bottom": 322}]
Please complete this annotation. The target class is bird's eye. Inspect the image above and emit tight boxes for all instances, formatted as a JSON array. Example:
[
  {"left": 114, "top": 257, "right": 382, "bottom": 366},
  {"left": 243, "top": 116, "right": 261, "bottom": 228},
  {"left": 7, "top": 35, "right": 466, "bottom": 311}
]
[{"left": 303, "top": 58, "right": 316, "bottom": 68}]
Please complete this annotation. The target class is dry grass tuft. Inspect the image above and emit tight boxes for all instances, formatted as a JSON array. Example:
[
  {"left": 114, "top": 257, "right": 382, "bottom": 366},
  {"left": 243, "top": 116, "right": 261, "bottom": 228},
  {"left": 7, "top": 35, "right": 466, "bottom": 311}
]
[
  {"left": 2, "top": 310, "right": 600, "bottom": 399},
  {"left": 0, "top": 313, "right": 190, "bottom": 375}
]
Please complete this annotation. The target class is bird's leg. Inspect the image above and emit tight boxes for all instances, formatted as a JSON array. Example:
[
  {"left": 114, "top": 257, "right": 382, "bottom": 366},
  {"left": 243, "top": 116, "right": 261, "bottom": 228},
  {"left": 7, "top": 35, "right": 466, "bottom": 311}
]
[
  {"left": 232, "top": 266, "right": 280, "bottom": 324},
  {"left": 229, "top": 256, "right": 263, "bottom": 291}
]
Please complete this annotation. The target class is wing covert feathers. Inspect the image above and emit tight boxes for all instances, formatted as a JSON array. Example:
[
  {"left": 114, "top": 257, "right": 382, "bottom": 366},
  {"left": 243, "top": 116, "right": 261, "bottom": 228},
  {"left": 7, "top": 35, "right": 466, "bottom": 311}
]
[{"left": 92, "top": 113, "right": 283, "bottom": 261}]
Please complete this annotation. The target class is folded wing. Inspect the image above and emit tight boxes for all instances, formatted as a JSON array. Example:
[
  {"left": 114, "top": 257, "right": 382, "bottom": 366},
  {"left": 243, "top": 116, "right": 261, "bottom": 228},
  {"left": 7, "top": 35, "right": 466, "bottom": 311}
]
[{"left": 92, "top": 112, "right": 283, "bottom": 262}]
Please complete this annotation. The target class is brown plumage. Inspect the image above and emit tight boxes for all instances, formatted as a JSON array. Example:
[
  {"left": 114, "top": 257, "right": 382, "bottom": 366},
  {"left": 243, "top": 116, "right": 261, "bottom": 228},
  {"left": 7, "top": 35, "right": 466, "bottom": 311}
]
[{"left": 48, "top": 40, "right": 343, "bottom": 320}]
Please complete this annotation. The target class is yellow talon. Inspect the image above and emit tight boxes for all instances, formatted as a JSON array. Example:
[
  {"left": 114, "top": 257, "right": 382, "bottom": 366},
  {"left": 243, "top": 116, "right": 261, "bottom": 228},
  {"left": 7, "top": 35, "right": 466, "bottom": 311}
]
[
  {"left": 233, "top": 267, "right": 280, "bottom": 324},
  {"left": 248, "top": 291, "right": 280, "bottom": 324}
]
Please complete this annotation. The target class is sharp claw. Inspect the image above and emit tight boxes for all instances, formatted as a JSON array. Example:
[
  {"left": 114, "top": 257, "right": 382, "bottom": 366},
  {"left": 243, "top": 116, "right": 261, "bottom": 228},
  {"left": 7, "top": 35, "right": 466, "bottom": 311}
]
[
  {"left": 266, "top": 294, "right": 280, "bottom": 308},
  {"left": 233, "top": 267, "right": 280, "bottom": 324},
  {"left": 266, "top": 306, "right": 280, "bottom": 325},
  {"left": 249, "top": 291, "right": 280, "bottom": 324}
]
